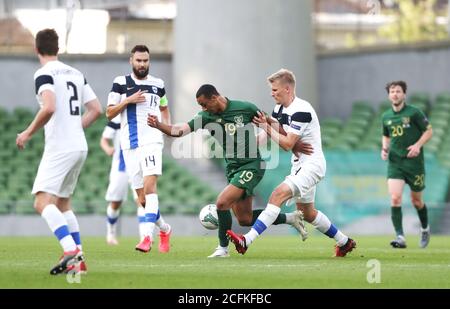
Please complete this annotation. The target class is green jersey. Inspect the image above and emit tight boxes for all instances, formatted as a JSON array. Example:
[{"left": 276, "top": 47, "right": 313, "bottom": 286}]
[
  {"left": 187, "top": 99, "right": 262, "bottom": 168},
  {"left": 382, "top": 104, "right": 431, "bottom": 165}
]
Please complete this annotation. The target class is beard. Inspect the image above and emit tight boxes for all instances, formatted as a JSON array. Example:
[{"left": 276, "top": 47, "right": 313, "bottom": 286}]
[{"left": 133, "top": 66, "right": 149, "bottom": 79}]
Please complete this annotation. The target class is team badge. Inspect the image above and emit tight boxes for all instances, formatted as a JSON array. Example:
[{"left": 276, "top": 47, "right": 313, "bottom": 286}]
[
  {"left": 152, "top": 86, "right": 158, "bottom": 93},
  {"left": 234, "top": 115, "right": 244, "bottom": 128},
  {"left": 402, "top": 117, "right": 410, "bottom": 128}
]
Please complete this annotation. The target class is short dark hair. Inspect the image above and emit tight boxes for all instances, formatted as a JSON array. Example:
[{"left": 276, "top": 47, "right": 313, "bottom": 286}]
[
  {"left": 35, "top": 28, "right": 59, "bottom": 56},
  {"left": 131, "top": 45, "right": 150, "bottom": 54},
  {"left": 385, "top": 81, "right": 407, "bottom": 94},
  {"left": 196, "top": 84, "right": 220, "bottom": 99}
]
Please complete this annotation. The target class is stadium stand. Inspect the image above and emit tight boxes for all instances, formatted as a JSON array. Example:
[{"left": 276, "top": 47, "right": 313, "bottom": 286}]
[{"left": 0, "top": 107, "right": 218, "bottom": 215}]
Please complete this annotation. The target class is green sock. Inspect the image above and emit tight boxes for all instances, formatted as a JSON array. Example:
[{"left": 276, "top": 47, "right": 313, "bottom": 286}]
[
  {"left": 251, "top": 209, "right": 286, "bottom": 225},
  {"left": 217, "top": 209, "right": 232, "bottom": 247},
  {"left": 391, "top": 207, "right": 404, "bottom": 236},
  {"left": 417, "top": 204, "right": 428, "bottom": 229}
]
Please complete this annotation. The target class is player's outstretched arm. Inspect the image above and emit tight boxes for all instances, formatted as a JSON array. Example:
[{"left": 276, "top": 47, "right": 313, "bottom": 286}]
[{"left": 147, "top": 114, "right": 191, "bottom": 137}]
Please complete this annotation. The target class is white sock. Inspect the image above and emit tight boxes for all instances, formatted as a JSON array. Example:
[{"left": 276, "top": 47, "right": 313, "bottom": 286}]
[
  {"left": 63, "top": 210, "right": 83, "bottom": 251},
  {"left": 311, "top": 211, "right": 348, "bottom": 246},
  {"left": 245, "top": 204, "right": 280, "bottom": 245},
  {"left": 156, "top": 211, "right": 170, "bottom": 233},
  {"left": 106, "top": 204, "right": 120, "bottom": 237},
  {"left": 42, "top": 204, "right": 76, "bottom": 252},
  {"left": 137, "top": 206, "right": 146, "bottom": 240},
  {"left": 143, "top": 194, "right": 159, "bottom": 238}
]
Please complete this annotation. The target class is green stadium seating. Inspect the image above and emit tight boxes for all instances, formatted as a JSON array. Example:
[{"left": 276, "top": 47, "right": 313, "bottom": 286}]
[{"left": 0, "top": 107, "right": 219, "bottom": 215}]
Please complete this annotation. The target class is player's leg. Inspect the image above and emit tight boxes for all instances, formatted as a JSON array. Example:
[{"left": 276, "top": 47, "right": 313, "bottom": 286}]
[
  {"left": 229, "top": 182, "right": 292, "bottom": 254},
  {"left": 410, "top": 190, "right": 430, "bottom": 248},
  {"left": 405, "top": 166, "right": 429, "bottom": 248},
  {"left": 106, "top": 201, "right": 121, "bottom": 245},
  {"left": 135, "top": 143, "right": 165, "bottom": 253},
  {"left": 388, "top": 178, "right": 407, "bottom": 248},
  {"left": 232, "top": 197, "right": 306, "bottom": 240},
  {"left": 105, "top": 169, "right": 128, "bottom": 245},
  {"left": 32, "top": 151, "right": 85, "bottom": 274},
  {"left": 297, "top": 200, "right": 355, "bottom": 257},
  {"left": 134, "top": 189, "right": 146, "bottom": 241},
  {"left": 208, "top": 184, "right": 245, "bottom": 258},
  {"left": 35, "top": 192, "right": 77, "bottom": 254}
]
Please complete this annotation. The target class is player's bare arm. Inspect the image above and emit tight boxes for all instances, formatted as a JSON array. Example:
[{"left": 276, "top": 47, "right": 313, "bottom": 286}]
[
  {"left": 381, "top": 135, "right": 390, "bottom": 160},
  {"left": 82, "top": 98, "right": 102, "bottom": 129},
  {"left": 16, "top": 89, "right": 55, "bottom": 150},
  {"left": 106, "top": 89, "right": 147, "bottom": 120},
  {"left": 100, "top": 137, "right": 114, "bottom": 156},
  {"left": 147, "top": 114, "right": 191, "bottom": 137},
  {"left": 407, "top": 127, "right": 433, "bottom": 158},
  {"left": 160, "top": 105, "right": 171, "bottom": 125}
]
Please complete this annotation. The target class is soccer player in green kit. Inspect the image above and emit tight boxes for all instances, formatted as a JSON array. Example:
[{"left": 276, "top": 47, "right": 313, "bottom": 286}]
[
  {"left": 148, "top": 84, "right": 309, "bottom": 257},
  {"left": 381, "top": 81, "right": 433, "bottom": 249}
]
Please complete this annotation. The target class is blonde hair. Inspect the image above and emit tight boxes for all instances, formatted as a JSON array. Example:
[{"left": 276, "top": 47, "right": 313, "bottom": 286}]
[{"left": 267, "top": 68, "right": 296, "bottom": 87}]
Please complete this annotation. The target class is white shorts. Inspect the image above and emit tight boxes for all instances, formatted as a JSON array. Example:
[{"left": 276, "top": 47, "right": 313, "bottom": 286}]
[
  {"left": 32, "top": 151, "right": 87, "bottom": 198},
  {"left": 284, "top": 161, "right": 325, "bottom": 204},
  {"left": 105, "top": 168, "right": 129, "bottom": 202},
  {"left": 123, "top": 143, "right": 163, "bottom": 190}
]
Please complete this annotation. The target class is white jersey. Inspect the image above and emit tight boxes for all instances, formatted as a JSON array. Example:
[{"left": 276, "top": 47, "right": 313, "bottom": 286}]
[
  {"left": 102, "top": 114, "right": 126, "bottom": 173},
  {"left": 107, "top": 74, "right": 168, "bottom": 150},
  {"left": 34, "top": 60, "right": 97, "bottom": 153},
  {"left": 271, "top": 97, "right": 325, "bottom": 167}
]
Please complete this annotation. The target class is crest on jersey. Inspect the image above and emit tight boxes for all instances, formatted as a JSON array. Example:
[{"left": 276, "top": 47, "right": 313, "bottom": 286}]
[
  {"left": 234, "top": 115, "right": 244, "bottom": 128},
  {"left": 402, "top": 117, "right": 410, "bottom": 128},
  {"left": 215, "top": 118, "right": 223, "bottom": 123},
  {"left": 152, "top": 86, "right": 158, "bottom": 94},
  {"left": 386, "top": 120, "right": 392, "bottom": 125}
]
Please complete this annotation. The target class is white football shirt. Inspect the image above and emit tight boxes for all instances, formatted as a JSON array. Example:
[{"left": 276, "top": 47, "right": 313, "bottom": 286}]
[
  {"left": 34, "top": 60, "right": 97, "bottom": 153},
  {"left": 271, "top": 97, "right": 325, "bottom": 166},
  {"left": 107, "top": 74, "right": 167, "bottom": 150}
]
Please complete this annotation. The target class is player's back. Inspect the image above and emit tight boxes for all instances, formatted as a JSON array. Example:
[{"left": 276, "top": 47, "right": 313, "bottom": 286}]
[{"left": 34, "top": 60, "right": 89, "bottom": 153}]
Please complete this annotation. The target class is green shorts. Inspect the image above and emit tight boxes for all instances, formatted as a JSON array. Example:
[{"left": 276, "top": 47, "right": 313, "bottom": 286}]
[
  {"left": 387, "top": 161, "right": 425, "bottom": 192},
  {"left": 226, "top": 161, "right": 265, "bottom": 199}
]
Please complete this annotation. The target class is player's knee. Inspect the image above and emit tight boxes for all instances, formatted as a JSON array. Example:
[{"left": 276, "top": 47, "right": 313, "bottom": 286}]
[
  {"left": 269, "top": 186, "right": 290, "bottom": 205},
  {"left": 216, "top": 200, "right": 229, "bottom": 211},
  {"left": 411, "top": 197, "right": 423, "bottom": 208},
  {"left": 391, "top": 195, "right": 402, "bottom": 205}
]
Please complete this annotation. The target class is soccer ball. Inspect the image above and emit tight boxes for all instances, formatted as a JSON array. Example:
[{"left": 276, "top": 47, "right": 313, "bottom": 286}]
[{"left": 199, "top": 204, "right": 219, "bottom": 230}]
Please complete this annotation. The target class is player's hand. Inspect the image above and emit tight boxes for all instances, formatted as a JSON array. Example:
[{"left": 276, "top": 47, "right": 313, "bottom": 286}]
[
  {"left": 253, "top": 111, "right": 269, "bottom": 130},
  {"left": 147, "top": 114, "right": 159, "bottom": 128},
  {"left": 381, "top": 148, "right": 388, "bottom": 160},
  {"left": 16, "top": 131, "right": 31, "bottom": 150},
  {"left": 293, "top": 140, "right": 313, "bottom": 157},
  {"left": 126, "top": 89, "right": 147, "bottom": 104},
  {"left": 407, "top": 144, "right": 420, "bottom": 158}
]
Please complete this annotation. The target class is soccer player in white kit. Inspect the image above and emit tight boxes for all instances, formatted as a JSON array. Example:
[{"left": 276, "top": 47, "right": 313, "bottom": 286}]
[
  {"left": 227, "top": 69, "right": 356, "bottom": 257},
  {"left": 101, "top": 114, "right": 171, "bottom": 250},
  {"left": 16, "top": 29, "right": 102, "bottom": 274},
  {"left": 106, "top": 45, "right": 171, "bottom": 253}
]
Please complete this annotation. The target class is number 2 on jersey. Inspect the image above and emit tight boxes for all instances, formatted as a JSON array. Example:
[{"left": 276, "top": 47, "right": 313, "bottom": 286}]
[{"left": 67, "top": 81, "right": 80, "bottom": 115}]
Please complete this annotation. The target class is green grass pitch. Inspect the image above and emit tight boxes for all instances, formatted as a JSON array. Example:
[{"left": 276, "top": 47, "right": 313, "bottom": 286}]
[{"left": 0, "top": 235, "right": 449, "bottom": 288}]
